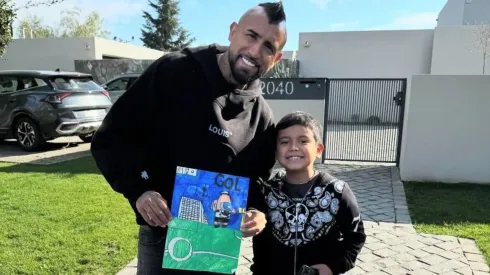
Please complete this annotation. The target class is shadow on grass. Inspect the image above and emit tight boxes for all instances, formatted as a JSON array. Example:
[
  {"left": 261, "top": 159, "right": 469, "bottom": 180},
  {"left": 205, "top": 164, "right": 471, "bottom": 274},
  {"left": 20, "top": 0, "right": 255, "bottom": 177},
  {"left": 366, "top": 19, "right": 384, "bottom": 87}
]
[
  {"left": 404, "top": 181, "right": 490, "bottom": 225},
  {"left": 0, "top": 156, "right": 101, "bottom": 176}
]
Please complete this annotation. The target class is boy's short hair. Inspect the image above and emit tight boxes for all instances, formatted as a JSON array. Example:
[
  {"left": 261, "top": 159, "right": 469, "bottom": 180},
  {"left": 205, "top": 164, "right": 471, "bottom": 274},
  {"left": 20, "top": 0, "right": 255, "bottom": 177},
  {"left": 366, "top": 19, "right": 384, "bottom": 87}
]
[{"left": 276, "top": 111, "right": 323, "bottom": 143}]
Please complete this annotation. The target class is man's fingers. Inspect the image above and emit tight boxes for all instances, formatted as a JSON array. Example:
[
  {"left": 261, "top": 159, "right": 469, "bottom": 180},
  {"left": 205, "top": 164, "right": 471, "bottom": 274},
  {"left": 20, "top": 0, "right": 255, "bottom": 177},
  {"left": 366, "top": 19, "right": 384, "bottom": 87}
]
[
  {"left": 156, "top": 199, "right": 173, "bottom": 222},
  {"left": 135, "top": 191, "right": 172, "bottom": 227},
  {"left": 140, "top": 208, "right": 158, "bottom": 227},
  {"left": 147, "top": 203, "right": 169, "bottom": 227}
]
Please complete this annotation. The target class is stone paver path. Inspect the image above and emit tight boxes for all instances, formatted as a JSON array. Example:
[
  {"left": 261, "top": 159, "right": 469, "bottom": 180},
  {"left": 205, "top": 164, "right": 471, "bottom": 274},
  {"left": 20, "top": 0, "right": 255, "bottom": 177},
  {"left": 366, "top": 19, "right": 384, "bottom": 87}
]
[{"left": 117, "top": 164, "right": 489, "bottom": 275}]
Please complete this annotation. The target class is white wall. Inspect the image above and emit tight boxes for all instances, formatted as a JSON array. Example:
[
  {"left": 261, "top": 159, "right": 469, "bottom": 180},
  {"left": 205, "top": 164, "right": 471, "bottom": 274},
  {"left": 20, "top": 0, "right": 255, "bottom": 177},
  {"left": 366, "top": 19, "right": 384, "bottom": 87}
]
[
  {"left": 437, "top": 0, "right": 490, "bottom": 26},
  {"left": 94, "top": 37, "right": 165, "bottom": 59},
  {"left": 437, "top": 0, "right": 464, "bottom": 26},
  {"left": 400, "top": 75, "right": 490, "bottom": 184},
  {"left": 462, "top": 0, "right": 490, "bottom": 24},
  {"left": 0, "top": 37, "right": 96, "bottom": 71},
  {"left": 296, "top": 29, "right": 434, "bottom": 79},
  {"left": 296, "top": 30, "right": 431, "bottom": 124},
  {"left": 431, "top": 26, "right": 489, "bottom": 75},
  {"left": 0, "top": 37, "right": 165, "bottom": 71},
  {"left": 267, "top": 100, "right": 325, "bottom": 131},
  {"left": 281, "top": 50, "right": 297, "bottom": 60}
]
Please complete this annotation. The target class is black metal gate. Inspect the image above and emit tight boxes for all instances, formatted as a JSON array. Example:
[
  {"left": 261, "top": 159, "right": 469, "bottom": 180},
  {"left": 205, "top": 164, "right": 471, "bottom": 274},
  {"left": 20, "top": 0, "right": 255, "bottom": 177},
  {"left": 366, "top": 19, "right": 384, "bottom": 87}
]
[{"left": 322, "top": 78, "right": 406, "bottom": 165}]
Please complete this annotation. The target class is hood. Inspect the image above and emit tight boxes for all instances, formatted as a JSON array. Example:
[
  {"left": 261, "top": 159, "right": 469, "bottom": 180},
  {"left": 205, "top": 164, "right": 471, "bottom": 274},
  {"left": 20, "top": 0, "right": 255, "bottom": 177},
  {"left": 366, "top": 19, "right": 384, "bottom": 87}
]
[{"left": 181, "top": 44, "right": 263, "bottom": 110}]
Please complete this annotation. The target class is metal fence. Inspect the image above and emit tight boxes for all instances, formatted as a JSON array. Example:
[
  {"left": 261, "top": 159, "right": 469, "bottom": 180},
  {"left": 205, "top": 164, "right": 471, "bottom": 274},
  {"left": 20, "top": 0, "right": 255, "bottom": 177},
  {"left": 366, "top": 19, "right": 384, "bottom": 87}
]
[
  {"left": 322, "top": 78, "right": 407, "bottom": 164},
  {"left": 259, "top": 77, "right": 407, "bottom": 165}
]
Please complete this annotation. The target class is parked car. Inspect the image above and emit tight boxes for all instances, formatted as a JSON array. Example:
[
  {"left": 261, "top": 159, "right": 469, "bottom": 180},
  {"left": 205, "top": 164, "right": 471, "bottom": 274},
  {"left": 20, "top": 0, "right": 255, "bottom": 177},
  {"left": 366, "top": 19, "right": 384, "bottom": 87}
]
[
  {"left": 101, "top": 73, "right": 140, "bottom": 103},
  {"left": 0, "top": 70, "right": 112, "bottom": 151}
]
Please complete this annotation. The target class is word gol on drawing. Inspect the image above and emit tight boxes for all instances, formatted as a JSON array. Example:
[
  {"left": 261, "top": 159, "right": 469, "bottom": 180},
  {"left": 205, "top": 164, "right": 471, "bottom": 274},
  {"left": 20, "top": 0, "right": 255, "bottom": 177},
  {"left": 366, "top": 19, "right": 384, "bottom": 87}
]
[{"left": 214, "top": 173, "right": 241, "bottom": 192}]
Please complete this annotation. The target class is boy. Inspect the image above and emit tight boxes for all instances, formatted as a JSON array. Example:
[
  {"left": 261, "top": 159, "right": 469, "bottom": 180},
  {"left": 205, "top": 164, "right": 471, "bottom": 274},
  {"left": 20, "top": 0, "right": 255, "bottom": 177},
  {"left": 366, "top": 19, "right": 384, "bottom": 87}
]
[{"left": 250, "top": 111, "right": 366, "bottom": 275}]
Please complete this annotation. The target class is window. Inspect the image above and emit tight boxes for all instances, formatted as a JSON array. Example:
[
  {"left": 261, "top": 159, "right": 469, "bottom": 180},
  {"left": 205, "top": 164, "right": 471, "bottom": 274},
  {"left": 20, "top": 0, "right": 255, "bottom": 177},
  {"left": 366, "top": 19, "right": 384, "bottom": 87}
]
[
  {"left": 48, "top": 76, "right": 102, "bottom": 91},
  {"left": 0, "top": 76, "right": 17, "bottom": 93},
  {"left": 105, "top": 78, "right": 130, "bottom": 91},
  {"left": 18, "top": 77, "right": 48, "bottom": 90}
]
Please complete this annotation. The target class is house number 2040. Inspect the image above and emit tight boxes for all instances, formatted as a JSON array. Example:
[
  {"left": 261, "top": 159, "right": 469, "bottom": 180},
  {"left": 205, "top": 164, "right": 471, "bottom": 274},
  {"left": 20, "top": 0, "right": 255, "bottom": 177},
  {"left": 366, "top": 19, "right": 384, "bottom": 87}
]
[{"left": 260, "top": 80, "right": 294, "bottom": 95}]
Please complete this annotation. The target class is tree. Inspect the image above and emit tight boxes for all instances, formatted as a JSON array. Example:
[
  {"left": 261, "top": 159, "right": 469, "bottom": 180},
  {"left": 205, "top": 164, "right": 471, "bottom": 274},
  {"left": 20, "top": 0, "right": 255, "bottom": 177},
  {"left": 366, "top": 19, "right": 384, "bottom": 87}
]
[
  {"left": 140, "top": 0, "right": 195, "bottom": 52},
  {"left": 15, "top": 7, "right": 110, "bottom": 39},
  {"left": 0, "top": 0, "right": 16, "bottom": 56},
  {"left": 16, "top": 14, "right": 56, "bottom": 38},
  {"left": 263, "top": 55, "right": 299, "bottom": 78},
  {"left": 57, "top": 7, "right": 110, "bottom": 38},
  {"left": 1, "top": 0, "right": 67, "bottom": 56},
  {"left": 15, "top": 0, "right": 67, "bottom": 10},
  {"left": 470, "top": 24, "right": 490, "bottom": 74}
]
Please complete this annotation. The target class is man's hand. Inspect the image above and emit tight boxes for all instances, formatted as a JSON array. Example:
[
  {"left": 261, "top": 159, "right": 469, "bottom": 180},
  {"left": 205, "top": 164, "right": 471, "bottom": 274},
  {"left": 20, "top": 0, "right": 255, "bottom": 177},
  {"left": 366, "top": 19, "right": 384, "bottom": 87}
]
[
  {"left": 136, "top": 191, "right": 172, "bottom": 227},
  {"left": 241, "top": 209, "right": 267, "bottom": 237},
  {"left": 311, "top": 264, "right": 333, "bottom": 275}
]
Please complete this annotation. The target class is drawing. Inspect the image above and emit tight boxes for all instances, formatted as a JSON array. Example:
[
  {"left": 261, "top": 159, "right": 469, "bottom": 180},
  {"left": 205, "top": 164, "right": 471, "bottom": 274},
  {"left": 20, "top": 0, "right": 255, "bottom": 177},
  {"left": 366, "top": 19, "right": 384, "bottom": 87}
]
[{"left": 162, "top": 166, "right": 250, "bottom": 274}]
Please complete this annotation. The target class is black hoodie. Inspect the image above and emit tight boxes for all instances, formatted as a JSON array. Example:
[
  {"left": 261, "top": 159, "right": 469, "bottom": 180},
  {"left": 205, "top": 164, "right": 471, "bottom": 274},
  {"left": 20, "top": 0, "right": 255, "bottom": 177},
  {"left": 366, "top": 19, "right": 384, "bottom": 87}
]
[
  {"left": 250, "top": 171, "right": 366, "bottom": 275},
  {"left": 91, "top": 44, "right": 275, "bottom": 226}
]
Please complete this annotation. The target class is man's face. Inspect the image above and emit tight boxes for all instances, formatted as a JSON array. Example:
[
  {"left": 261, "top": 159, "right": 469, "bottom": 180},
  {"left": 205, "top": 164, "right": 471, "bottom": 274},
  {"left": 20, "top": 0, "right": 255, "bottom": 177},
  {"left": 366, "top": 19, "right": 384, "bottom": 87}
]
[{"left": 227, "top": 9, "right": 286, "bottom": 85}]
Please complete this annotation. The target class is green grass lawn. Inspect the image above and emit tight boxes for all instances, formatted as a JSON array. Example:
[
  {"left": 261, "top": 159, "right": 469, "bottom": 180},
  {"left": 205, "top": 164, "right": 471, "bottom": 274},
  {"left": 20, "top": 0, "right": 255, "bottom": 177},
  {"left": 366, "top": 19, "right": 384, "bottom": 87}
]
[
  {"left": 0, "top": 157, "right": 139, "bottom": 275},
  {"left": 405, "top": 182, "right": 490, "bottom": 264}
]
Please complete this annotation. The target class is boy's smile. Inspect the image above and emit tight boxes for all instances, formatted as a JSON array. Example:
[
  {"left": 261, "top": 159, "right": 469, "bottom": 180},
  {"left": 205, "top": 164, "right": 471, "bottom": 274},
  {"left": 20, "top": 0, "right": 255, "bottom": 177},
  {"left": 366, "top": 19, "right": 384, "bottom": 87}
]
[{"left": 276, "top": 125, "right": 324, "bottom": 181}]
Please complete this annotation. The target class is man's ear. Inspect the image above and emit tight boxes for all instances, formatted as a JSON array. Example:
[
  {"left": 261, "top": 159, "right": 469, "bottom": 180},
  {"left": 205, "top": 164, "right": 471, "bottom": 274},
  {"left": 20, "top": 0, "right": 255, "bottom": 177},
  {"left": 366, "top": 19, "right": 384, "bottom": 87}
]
[
  {"left": 228, "top": 22, "right": 238, "bottom": 42},
  {"left": 274, "top": 52, "right": 283, "bottom": 63}
]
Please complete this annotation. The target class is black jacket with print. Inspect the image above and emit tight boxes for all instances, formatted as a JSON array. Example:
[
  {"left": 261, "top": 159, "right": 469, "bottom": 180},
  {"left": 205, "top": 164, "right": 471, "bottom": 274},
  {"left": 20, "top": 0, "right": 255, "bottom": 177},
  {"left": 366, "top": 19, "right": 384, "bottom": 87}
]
[
  {"left": 90, "top": 44, "right": 277, "bottom": 227},
  {"left": 250, "top": 171, "right": 366, "bottom": 275}
]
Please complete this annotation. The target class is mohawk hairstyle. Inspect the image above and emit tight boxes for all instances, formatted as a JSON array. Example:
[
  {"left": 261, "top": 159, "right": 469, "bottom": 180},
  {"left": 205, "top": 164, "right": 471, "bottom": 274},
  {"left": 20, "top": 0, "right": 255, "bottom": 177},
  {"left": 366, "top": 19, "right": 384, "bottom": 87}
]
[{"left": 258, "top": 1, "right": 286, "bottom": 24}]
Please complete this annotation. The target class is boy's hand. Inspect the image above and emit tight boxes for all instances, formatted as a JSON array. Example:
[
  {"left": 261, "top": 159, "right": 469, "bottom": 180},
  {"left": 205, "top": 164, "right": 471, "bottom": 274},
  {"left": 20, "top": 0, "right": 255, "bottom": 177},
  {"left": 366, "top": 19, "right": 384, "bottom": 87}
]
[
  {"left": 311, "top": 264, "right": 333, "bottom": 275},
  {"left": 241, "top": 209, "right": 267, "bottom": 237}
]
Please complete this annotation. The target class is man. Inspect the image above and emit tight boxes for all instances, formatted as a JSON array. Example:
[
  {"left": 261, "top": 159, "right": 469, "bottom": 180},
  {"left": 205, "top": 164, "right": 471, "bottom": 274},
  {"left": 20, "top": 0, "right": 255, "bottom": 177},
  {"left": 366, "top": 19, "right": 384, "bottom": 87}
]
[{"left": 90, "top": 2, "right": 287, "bottom": 274}]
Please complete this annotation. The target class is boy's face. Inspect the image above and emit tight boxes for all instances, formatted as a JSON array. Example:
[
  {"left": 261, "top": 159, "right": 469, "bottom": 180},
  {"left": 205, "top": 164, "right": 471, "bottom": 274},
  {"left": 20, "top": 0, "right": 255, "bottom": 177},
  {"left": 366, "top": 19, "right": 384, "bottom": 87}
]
[{"left": 276, "top": 125, "right": 324, "bottom": 172}]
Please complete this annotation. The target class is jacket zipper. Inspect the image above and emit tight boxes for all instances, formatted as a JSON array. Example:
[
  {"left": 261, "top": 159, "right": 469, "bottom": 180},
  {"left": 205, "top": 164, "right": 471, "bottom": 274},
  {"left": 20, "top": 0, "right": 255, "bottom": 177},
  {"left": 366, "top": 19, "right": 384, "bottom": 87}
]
[{"left": 277, "top": 174, "right": 318, "bottom": 275}]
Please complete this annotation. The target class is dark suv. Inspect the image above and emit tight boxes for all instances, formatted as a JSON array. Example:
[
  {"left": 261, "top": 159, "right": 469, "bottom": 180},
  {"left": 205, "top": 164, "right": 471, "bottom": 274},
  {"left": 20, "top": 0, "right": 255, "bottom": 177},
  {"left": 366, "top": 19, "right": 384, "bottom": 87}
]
[
  {"left": 101, "top": 73, "right": 140, "bottom": 103},
  {"left": 0, "top": 70, "right": 112, "bottom": 151}
]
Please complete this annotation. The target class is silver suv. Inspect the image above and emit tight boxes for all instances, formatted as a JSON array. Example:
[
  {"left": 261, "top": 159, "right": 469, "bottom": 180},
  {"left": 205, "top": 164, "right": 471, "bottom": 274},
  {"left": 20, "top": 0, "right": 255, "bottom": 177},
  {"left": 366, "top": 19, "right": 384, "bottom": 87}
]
[{"left": 0, "top": 70, "right": 112, "bottom": 151}]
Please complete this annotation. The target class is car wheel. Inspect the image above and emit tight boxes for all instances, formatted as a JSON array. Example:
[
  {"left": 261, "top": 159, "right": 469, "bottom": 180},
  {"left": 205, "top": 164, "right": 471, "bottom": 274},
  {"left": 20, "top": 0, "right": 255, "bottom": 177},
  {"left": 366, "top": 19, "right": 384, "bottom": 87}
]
[
  {"left": 78, "top": 133, "right": 93, "bottom": 143},
  {"left": 15, "top": 117, "right": 45, "bottom": 151}
]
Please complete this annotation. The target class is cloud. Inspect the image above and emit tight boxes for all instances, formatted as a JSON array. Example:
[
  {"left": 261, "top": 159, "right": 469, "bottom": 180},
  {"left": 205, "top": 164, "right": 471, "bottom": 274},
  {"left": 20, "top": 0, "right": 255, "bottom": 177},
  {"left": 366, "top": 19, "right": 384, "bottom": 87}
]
[
  {"left": 308, "top": 0, "right": 332, "bottom": 9},
  {"left": 366, "top": 11, "right": 439, "bottom": 30},
  {"left": 329, "top": 21, "right": 360, "bottom": 31},
  {"left": 12, "top": 0, "right": 145, "bottom": 36}
]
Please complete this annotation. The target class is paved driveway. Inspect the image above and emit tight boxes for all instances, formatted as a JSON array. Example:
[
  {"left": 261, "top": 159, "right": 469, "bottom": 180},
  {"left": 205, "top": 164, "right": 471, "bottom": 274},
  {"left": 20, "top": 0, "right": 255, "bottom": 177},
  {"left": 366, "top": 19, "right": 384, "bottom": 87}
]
[
  {"left": 117, "top": 164, "right": 489, "bottom": 275},
  {"left": 0, "top": 137, "right": 90, "bottom": 165},
  {"left": 324, "top": 124, "right": 399, "bottom": 162}
]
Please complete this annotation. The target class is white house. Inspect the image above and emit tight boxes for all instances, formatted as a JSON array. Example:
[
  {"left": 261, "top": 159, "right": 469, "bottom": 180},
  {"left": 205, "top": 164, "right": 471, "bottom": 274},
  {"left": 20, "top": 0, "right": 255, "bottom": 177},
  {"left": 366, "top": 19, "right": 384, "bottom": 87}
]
[
  {"left": 437, "top": 0, "right": 490, "bottom": 26},
  {"left": 0, "top": 37, "right": 165, "bottom": 71}
]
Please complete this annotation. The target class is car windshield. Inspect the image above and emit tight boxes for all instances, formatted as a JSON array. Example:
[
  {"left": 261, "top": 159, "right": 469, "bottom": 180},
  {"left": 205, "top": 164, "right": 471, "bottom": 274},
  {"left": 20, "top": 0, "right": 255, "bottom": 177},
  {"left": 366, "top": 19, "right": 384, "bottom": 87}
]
[{"left": 48, "top": 76, "right": 102, "bottom": 91}]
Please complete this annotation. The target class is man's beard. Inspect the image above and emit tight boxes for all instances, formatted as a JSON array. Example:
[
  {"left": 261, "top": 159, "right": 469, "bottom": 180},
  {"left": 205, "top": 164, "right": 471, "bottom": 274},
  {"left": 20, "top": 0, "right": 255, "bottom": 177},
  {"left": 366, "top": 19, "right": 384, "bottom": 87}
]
[{"left": 228, "top": 51, "right": 264, "bottom": 86}]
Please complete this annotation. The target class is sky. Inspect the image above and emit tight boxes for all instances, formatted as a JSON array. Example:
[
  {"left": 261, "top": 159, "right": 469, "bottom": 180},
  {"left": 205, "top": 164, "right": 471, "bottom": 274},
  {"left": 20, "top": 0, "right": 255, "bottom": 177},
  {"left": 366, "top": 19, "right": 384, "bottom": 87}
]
[{"left": 12, "top": 0, "right": 448, "bottom": 51}]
